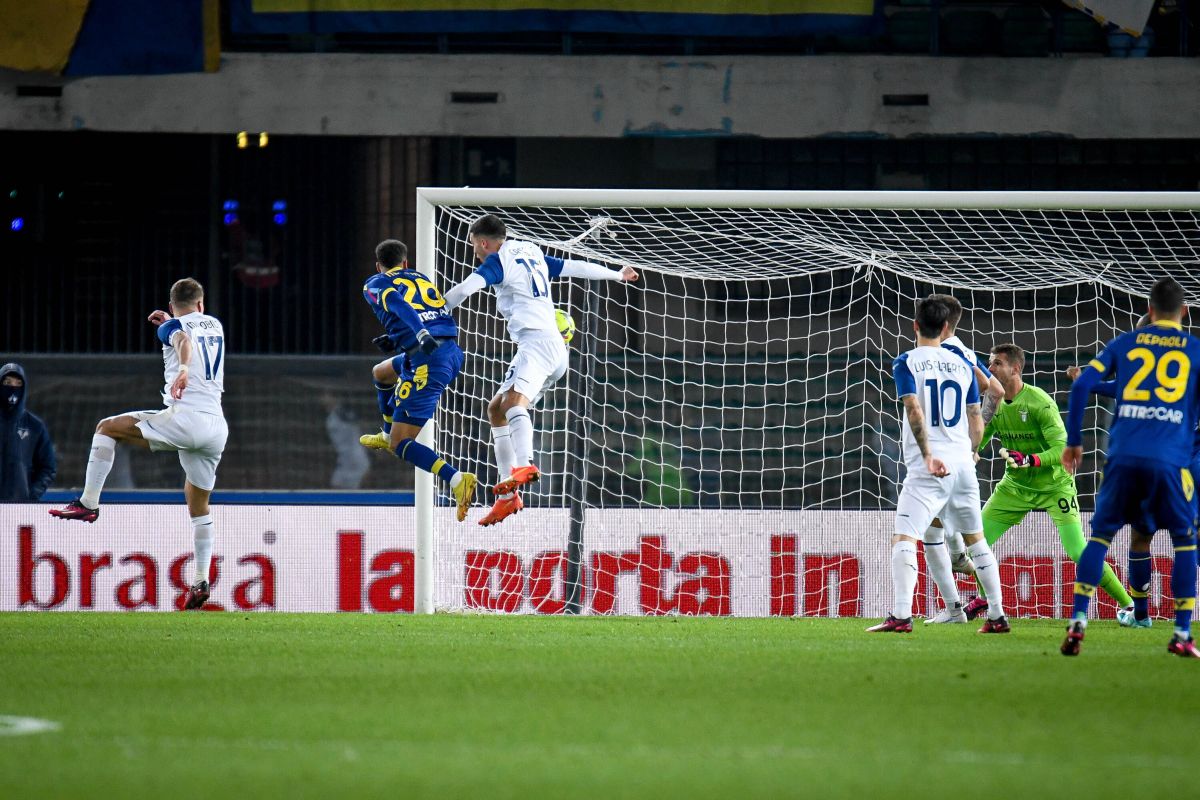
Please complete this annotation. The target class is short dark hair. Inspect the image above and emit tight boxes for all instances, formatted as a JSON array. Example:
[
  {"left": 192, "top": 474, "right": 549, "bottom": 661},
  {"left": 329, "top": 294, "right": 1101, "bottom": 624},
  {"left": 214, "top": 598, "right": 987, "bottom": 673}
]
[
  {"left": 469, "top": 214, "right": 506, "bottom": 241},
  {"left": 1149, "top": 277, "right": 1185, "bottom": 315},
  {"left": 990, "top": 343, "right": 1025, "bottom": 371},
  {"left": 914, "top": 297, "right": 951, "bottom": 339},
  {"left": 375, "top": 239, "right": 408, "bottom": 269},
  {"left": 170, "top": 278, "right": 204, "bottom": 307},
  {"left": 930, "top": 294, "right": 963, "bottom": 330}
]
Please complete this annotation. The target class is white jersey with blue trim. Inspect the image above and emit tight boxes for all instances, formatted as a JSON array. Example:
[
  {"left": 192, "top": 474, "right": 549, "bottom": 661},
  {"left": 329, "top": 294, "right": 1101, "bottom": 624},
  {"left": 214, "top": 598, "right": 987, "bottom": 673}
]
[
  {"left": 477, "top": 240, "right": 560, "bottom": 345},
  {"left": 940, "top": 334, "right": 994, "bottom": 380},
  {"left": 941, "top": 335, "right": 978, "bottom": 367},
  {"left": 158, "top": 311, "right": 225, "bottom": 416},
  {"left": 892, "top": 344, "right": 980, "bottom": 470}
]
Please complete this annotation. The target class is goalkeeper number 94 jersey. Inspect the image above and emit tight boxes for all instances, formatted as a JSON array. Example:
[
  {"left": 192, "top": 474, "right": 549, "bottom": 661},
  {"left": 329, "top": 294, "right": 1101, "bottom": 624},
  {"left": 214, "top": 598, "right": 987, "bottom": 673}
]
[{"left": 980, "top": 384, "right": 1074, "bottom": 492}]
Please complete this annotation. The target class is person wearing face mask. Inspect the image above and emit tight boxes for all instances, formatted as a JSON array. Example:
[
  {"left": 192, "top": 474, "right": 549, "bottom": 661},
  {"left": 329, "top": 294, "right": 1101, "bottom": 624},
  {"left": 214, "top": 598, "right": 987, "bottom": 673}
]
[{"left": 0, "top": 362, "right": 57, "bottom": 502}]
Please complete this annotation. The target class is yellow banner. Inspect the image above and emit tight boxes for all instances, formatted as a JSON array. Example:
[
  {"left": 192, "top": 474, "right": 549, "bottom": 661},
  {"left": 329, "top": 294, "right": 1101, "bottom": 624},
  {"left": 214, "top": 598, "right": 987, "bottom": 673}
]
[
  {"left": 204, "top": 0, "right": 221, "bottom": 72},
  {"left": 0, "top": 0, "right": 91, "bottom": 73}
]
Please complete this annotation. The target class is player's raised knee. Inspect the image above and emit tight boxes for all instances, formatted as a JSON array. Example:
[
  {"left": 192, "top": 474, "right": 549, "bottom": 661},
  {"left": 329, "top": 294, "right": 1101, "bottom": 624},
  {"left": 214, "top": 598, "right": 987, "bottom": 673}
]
[
  {"left": 372, "top": 360, "right": 396, "bottom": 384},
  {"left": 487, "top": 395, "right": 508, "bottom": 426}
]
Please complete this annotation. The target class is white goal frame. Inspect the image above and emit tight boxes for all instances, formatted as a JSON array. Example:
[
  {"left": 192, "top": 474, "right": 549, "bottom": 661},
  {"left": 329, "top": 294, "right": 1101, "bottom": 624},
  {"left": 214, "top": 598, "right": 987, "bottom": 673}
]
[{"left": 413, "top": 187, "right": 1200, "bottom": 614}]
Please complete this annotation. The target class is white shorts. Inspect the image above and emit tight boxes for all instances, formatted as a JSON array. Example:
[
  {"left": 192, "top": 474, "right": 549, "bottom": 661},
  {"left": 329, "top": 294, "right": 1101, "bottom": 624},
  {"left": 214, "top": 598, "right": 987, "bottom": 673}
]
[
  {"left": 126, "top": 406, "right": 228, "bottom": 491},
  {"left": 499, "top": 336, "right": 569, "bottom": 406},
  {"left": 894, "top": 463, "right": 982, "bottom": 539}
]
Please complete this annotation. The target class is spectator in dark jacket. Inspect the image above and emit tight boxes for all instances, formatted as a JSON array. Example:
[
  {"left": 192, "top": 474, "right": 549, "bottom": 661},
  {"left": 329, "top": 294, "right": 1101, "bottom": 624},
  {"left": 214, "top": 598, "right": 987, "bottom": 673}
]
[{"left": 0, "top": 362, "right": 56, "bottom": 501}]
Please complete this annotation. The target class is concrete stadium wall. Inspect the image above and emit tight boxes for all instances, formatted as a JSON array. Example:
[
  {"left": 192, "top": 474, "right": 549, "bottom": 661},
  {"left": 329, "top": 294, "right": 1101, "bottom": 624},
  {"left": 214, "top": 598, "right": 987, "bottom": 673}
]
[{"left": 3, "top": 53, "right": 1199, "bottom": 139}]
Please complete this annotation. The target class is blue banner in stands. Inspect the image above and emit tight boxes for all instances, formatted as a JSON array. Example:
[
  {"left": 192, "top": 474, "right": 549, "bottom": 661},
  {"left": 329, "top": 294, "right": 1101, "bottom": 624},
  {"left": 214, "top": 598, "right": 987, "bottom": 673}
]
[{"left": 65, "top": 0, "right": 218, "bottom": 76}]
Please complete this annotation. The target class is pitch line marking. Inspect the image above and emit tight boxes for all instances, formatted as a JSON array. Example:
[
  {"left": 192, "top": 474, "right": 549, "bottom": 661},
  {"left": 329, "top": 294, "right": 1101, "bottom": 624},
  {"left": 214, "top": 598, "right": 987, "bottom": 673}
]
[
  {"left": 0, "top": 716, "right": 61, "bottom": 737},
  {"left": 102, "top": 734, "right": 1176, "bottom": 771}
]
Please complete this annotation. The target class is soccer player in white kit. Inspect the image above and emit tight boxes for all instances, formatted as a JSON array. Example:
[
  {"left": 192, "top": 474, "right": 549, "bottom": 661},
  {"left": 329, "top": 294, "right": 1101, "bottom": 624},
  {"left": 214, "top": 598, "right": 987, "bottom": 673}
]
[
  {"left": 50, "top": 278, "right": 229, "bottom": 610},
  {"left": 443, "top": 214, "right": 638, "bottom": 526},
  {"left": 867, "top": 295, "right": 1009, "bottom": 633},
  {"left": 926, "top": 294, "right": 1006, "bottom": 605}
]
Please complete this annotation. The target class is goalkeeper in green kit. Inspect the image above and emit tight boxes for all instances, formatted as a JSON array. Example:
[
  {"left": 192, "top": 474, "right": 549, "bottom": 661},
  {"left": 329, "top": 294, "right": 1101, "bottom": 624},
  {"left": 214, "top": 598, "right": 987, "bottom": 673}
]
[{"left": 960, "top": 343, "right": 1135, "bottom": 621}]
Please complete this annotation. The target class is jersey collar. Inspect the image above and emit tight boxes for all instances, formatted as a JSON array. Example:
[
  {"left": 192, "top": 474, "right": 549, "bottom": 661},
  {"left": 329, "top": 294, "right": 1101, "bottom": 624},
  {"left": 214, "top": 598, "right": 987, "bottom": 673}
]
[
  {"left": 1151, "top": 319, "right": 1183, "bottom": 330},
  {"left": 1003, "top": 382, "right": 1028, "bottom": 404}
]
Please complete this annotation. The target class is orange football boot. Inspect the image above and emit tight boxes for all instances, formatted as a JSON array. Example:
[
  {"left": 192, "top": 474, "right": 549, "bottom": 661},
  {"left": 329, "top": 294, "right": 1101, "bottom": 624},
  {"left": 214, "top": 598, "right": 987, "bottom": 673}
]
[
  {"left": 493, "top": 465, "right": 541, "bottom": 496},
  {"left": 479, "top": 491, "right": 524, "bottom": 527}
]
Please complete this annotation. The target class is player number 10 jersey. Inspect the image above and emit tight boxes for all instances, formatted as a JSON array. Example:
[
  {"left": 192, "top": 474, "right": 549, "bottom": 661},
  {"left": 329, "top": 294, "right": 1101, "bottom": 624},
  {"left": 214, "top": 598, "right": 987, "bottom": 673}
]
[{"left": 892, "top": 345, "right": 980, "bottom": 469}]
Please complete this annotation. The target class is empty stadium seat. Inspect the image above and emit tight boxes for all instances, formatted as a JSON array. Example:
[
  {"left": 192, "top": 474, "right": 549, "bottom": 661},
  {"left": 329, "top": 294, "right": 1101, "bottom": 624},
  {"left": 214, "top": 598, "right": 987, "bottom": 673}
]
[
  {"left": 1055, "top": 8, "right": 1105, "bottom": 53},
  {"left": 888, "top": 10, "right": 933, "bottom": 53},
  {"left": 941, "top": 9, "right": 1001, "bottom": 55},
  {"left": 1002, "top": 5, "right": 1051, "bottom": 57}
]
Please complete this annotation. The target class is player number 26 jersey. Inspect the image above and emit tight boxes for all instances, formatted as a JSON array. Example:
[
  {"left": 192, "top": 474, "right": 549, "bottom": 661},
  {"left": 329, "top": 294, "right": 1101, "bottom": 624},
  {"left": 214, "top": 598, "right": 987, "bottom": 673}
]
[
  {"left": 893, "top": 345, "right": 980, "bottom": 468},
  {"left": 157, "top": 311, "right": 225, "bottom": 416}
]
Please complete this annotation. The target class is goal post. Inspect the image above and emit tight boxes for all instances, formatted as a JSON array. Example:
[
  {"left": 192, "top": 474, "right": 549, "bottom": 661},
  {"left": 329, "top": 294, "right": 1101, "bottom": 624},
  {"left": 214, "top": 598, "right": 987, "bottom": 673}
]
[
  {"left": 414, "top": 187, "right": 1200, "bottom": 618},
  {"left": 415, "top": 191, "right": 438, "bottom": 614}
]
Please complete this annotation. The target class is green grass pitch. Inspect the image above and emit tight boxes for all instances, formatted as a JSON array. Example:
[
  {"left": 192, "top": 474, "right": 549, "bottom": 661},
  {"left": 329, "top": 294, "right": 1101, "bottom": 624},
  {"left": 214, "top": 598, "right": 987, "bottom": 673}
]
[{"left": 0, "top": 613, "right": 1193, "bottom": 799}]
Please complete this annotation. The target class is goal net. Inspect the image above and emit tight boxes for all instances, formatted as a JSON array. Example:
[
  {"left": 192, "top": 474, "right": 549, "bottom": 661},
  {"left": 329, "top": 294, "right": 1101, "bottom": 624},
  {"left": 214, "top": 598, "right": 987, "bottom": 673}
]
[{"left": 418, "top": 189, "right": 1200, "bottom": 619}]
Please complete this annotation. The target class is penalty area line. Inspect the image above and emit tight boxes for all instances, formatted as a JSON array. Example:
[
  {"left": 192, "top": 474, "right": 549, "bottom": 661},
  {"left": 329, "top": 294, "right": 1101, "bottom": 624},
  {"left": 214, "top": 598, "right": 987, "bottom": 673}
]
[{"left": 98, "top": 734, "right": 1175, "bottom": 772}]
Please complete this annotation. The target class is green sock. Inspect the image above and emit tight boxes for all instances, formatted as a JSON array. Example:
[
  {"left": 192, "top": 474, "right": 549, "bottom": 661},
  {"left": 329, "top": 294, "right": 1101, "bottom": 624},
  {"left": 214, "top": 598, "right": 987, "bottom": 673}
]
[
  {"left": 1057, "top": 519, "right": 1133, "bottom": 607},
  {"left": 1099, "top": 563, "right": 1133, "bottom": 607}
]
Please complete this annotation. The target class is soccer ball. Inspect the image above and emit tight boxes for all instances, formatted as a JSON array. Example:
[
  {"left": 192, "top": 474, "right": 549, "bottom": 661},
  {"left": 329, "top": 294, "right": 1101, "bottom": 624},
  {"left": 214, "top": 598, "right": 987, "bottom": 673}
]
[{"left": 555, "top": 308, "right": 576, "bottom": 343}]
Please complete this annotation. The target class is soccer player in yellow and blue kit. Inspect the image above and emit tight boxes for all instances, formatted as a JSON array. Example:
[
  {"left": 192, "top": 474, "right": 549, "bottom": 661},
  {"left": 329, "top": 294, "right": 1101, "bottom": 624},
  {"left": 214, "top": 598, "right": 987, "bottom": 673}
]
[
  {"left": 359, "top": 239, "right": 477, "bottom": 521},
  {"left": 1075, "top": 315, "right": 1200, "bottom": 628},
  {"left": 1062, "top": 278, "right": 1200, "bottom": 658}
]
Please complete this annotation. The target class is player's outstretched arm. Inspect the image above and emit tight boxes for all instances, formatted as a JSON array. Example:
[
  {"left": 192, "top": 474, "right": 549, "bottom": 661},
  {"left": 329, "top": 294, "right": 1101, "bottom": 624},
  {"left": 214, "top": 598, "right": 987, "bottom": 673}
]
[
  {"left": 147, "top": 309, "right": 172, "bottom": 326},
  {"left": 1066, "top": 365, "right": 1117, "bottom": 398},
  {"left": 903, "top": 395, "right": 948, "bottom": 477},
  {"left": 553, "top": 259, "right": 638, "bottom": 283},
  {"left": 443, "top": 274, "right": 488, "bottom": 311}
]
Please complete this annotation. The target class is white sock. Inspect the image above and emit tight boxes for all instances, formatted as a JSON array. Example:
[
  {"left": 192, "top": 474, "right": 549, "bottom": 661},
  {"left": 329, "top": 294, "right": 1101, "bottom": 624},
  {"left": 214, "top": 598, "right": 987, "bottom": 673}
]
[
  {"left": 891, "top": 540, "right": 919, "bottom": 620},
  {"left": 923, "top": 536, "right": 961, "bottom": 608},
  {"left": 504, "top": 406, "right": 534, "bottom": 467},
  {"left": 491, "top": 425, "right": 517, "bottom": 498},
  {"left": 967, "top": 540, "right": 1005, "bottom": 619},
  {"left": 946, "top": 530, "right": 967, "bottom": 559},
  {"left": 192, "top": 514, "right": 214, "bottom": 584},
  {"left": 80, "top": 433, "right": 117, "bottom": 509}
]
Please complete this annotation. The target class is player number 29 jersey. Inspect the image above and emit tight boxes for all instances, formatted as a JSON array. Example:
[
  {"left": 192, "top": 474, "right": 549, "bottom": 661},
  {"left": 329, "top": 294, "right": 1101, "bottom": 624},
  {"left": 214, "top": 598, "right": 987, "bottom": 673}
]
[
  {"left": 893, "top": 345, "right": 980, "bottom": 469},
  {"left": 1086, "top": 321, "right": 1200, "bottom": 467},
  {"left": 474, "top": 240, "right": 560, "bottom": 344},
  {"left": 157, "top": 311, "right": 225, "bottom": 416}
]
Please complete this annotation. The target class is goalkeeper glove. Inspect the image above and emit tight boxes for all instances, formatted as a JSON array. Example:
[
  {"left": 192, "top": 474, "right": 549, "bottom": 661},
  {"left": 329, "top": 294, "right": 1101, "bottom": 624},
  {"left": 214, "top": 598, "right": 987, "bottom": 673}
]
[
  {"left": 372, "top": 334, "right": 397, "bottom": 354},
  {"left": 1000, "top": 448, "right": 1041, "bottom": 468},
  {"left": 415, "top": 329, "right": 441, "bottom": 355}
]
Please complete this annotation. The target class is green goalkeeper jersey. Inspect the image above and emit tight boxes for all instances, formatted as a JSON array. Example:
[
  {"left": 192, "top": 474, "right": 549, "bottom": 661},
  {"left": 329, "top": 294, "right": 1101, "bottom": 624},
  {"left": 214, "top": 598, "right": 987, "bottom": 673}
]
[{"left": 979, "top": 383, "right": 1076, "bottom": 493}]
